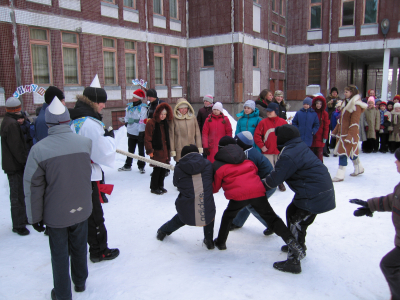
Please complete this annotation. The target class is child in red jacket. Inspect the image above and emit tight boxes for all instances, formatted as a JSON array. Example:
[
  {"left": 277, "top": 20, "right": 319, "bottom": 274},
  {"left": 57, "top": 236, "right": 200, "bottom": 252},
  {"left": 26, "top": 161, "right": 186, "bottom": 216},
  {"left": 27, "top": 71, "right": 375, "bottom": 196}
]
[
  {"left": 212, "top": 137, "right": 305, "bottom": 265},
  {"left": 311, "top": 96, "right": 330, "bottom": 162}
]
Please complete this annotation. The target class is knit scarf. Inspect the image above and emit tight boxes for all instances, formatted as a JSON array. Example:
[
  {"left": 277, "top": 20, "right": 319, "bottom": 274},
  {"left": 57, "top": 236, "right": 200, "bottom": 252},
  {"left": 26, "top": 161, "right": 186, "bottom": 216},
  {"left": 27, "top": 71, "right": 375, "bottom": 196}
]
[
  {"left": 380, "top": 109, "right": 386, "bottom": 125},
  {"left": 152, "top": 120, "right": 170, "bottom": 151}
]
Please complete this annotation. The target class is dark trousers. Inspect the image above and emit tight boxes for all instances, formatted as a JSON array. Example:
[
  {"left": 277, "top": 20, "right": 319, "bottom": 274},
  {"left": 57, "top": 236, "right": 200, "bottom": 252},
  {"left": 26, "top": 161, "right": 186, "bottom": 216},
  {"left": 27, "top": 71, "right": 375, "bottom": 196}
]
[
  {"left": 217, "top": 196, "right": 292, "bottom": 245},
  {"left": 310, "top": 147, "right": 323, "bottom": 162},
  {"left": 286, "top": 202, "right": 316, "bottom": 259},
  {"left": 159, "top": 214, "right": 214, "bottom": 241},
  {"left": 389, "top": 141, "right": 400, "bottom": 153},
  {"left": 374, "top": 131, "right": 380, "bottom": 152},
  {"left": 124, "top": 133, "right": 145, "bottom": 169},
  {"left": 48, "top": 219, "right": 88, "bottom": 300},
  {"left": 379, "top": 133, "right": 389, "bottom": 152},
  {"left": 324, "top": 131, "right": 330, "bottom": 154},
  {"left": 150, "top": 167, "right": 166, "bottom": 190},
  {"left": 329, "top": 136, "right": 337, "bottom": 149},
  {"left": 88, "top": 181, "right": 108, "bottom": 256},
  {"left": 7, "top": 170, "right": 27, "bottom": 229},
  {"left": 380, "top": 246, "right": 400, "bottom": 300},
  {"left": 362, "top": 138, "right": 375, "bottom": 153}
]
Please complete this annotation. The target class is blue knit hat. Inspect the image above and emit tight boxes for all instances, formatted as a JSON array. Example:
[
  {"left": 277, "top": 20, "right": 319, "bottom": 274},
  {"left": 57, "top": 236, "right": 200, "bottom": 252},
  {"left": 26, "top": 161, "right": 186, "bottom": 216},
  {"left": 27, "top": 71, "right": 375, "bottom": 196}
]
[
  {"left": 235, "top": 131, "right": 253, "bottom": 150},
  {"left": 303, "top": 97, "right": 313, "bottom": 106}
]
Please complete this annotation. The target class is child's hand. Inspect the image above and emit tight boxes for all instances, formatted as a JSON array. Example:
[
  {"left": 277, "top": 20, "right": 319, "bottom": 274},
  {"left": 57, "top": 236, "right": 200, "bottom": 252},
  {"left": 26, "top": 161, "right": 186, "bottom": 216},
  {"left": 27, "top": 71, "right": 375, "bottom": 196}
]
[
  {"left": 322, "top": 139, "right": 326, "bottom": 143},
  {"left": 149, "top": 153, "right": 154, "bottom": 158},
  {"left": 261, "top": 146, "right": 268, "bottom": 152}
]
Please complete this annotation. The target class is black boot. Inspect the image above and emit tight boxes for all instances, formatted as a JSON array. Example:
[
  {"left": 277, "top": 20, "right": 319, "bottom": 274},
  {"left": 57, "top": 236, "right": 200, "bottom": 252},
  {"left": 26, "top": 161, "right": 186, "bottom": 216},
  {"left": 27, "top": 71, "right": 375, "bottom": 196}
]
[
  {"left": 273, "top": 258, "right": 301, "bottom": 274},
  {"left": 101, "top": 193, "right": 109, "bottom": 203},
  {"left": 51, "top": 289, "right": 57, "bottom": 300},
  {"left": 285, "top": 237, "right": 306, "bottom": 260},
  {"left": 203, "top": 238, "right": 215, "bottom": 250},
  {"left": 90, "top": 248, "right": 120, "bottom": 263},
  {"left": 157, "top": 229, "right": 167, "bottom": 241},
  {"left": 74, "top": 285, "right": 86, "bottom": 292},
  {"left": 263, "top": 228, "right": 274, "bottom": 236},
  {"left": 213, "top": 238, "right": 226, "bottom": 250}
]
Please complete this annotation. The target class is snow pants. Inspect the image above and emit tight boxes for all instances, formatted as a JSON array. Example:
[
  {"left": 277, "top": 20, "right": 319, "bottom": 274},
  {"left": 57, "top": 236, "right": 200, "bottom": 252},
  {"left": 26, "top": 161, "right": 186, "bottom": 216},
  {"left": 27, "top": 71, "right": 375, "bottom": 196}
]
[
  {"left": 88, "top": 181, "right": 108, "bottom": 256},
  {"left": 159, "top": 214, "right": 215, "bottom": 241},
  {"left": 48, "top": 219, "right": 88, "bottom": 300},
  {"left": 380, "top": 246, "right": 400, "bottom": 300},
  {"left": 286, "top": 201, "right": 317, "bottom": 259},
  {"left": 124, "top": 132, "right": 146, "bottom": 169},
  {"left": 217, "top": 196, "right": 292, "bottom": 246},
  {"left": 7, "top": 170, "right": 28, "bottom": 229},
  {"left": 379, "top": 133, "right": 389, "bottom": 152},
  {"left": 150, "top": 167, "right": 166, "bottom": 190}
]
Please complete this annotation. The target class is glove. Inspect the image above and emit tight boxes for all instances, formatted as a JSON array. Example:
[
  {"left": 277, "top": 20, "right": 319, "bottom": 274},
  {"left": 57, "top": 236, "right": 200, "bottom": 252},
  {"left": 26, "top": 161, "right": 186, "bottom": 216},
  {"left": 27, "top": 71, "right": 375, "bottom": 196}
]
[
  {"left": 349, "top": 199, "right": 373, "bottom": 217},
  {"left": 365, "top": 126, "right": 368, "bottom": 132},
  {"left": 203, "top": 148, "right": 210, "bottom": 156},
  {"left": 322, "top": 139, "right": 327, "bottom": 143},
  {"left": 32, "top": 220, "right": 45, "bottom": 232},
  {"left": 104, "top": 129, "right": 115, "bottom": 138}
]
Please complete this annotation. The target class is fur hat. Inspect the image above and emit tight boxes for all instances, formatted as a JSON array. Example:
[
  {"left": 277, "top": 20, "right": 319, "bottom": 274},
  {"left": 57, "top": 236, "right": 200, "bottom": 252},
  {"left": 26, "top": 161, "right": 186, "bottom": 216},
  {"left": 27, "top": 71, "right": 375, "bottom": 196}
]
[
  {"left": 83, "top": 75, "right": 107, "bottom": 103},
  {"left": 387, "top": 101, "right": 394, "bottom": 107},
  {"left": 177, "top": 102, "right": 189, "bottom": 109},
  {"left": 45, "top": 97, "right": 70, "bottom": 126},
  {"left": 44, "top": 86, "right": 64, "bottom": 104},
  {"left": 303, "top": 97, "right": 313, "bottom": 106},
  {"left": 203, "top": 94, "right": 214, "bottom": 104},
  {"left": 132, "top": 89, "right": 145, "bottom": 100},
  {"left": 181, "top": 144, "right": 199, "bottom": 157},
  {"left": 213, "top": 102, "right": 223, "bottom": 113},
  {"left": 146, "top": 89, "right": 157, "bottom": 98},
  {"left": 274, "top": 90, "right": 284, "bottom": 97},
  {"left": 235, "top": 131, "right": 253, "bottom": 150},
  {"left": 218, "top": 136, "right": 236, "bottom": 147},
  {"left": 243, "top": 100, "right": 255, "bottom": 111},
  {"left": 275, "top": 125, "right": 300, "bottom": 146},
  {"left": 330, "top": 87, "right": 338, "bottom": 94},
  {"left": 5, "top": 97, "right": 22, "bottom": 113},
  {"left": 367, "top": 96, "right": 375, "bottom": 104},
  {"left": 266, "top": 102, "right": 279, "bottom": 116}
]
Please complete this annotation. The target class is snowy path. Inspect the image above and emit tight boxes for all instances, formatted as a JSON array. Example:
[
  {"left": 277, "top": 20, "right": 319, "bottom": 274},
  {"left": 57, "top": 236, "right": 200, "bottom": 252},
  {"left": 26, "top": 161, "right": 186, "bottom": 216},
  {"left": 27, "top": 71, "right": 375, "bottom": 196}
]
[{"left": 0, "top": 119, "right": 396, "bottom": 299}]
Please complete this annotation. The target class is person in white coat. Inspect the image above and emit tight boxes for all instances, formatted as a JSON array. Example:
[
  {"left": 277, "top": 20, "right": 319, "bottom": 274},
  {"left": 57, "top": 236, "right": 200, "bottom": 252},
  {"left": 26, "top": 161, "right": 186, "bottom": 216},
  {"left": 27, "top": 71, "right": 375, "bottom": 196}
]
[{"left": 69, "top": 75, "right": 119, "bottom": 263}]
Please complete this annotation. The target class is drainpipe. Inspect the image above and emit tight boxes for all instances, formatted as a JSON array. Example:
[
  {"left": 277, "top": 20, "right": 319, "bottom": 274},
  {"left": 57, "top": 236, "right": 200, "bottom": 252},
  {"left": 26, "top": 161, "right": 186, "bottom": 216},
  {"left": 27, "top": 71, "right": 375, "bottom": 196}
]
[
  {"left": 241, "top": 0, "right": 245, "bottom": 105},
  {"left": 326, "top": 0, "right": 332, "bottom": 96},
  {"left": 284, "top": 0, "right": 287, "bottom": 100},
  {"left": 186, "top": 0, "right": 190, "bottom": 101},
  {"left": 145, "top": 0, "right": 150, "bottom": 84},
  {"left": 10, "top": 0, "right": 23, "bottom": 110},
  {"left": 231, "top": 0, "right": 235, "bottom": 107}
]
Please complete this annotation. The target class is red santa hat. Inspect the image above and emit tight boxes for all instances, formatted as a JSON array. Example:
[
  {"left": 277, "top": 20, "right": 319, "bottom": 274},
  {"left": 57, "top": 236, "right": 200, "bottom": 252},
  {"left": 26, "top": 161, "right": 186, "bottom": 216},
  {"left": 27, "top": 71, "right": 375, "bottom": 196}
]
[{"left": 132, "top": 89, "right": 145, "bottom": 100}]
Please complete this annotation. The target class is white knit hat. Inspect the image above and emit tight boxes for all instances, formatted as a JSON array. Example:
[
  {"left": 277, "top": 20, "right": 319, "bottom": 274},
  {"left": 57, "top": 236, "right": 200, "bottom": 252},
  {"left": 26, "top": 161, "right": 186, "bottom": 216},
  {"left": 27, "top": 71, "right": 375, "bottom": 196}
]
[
  {"left": 213, "top": 102, "right": 223, "bottom": 113},
  {"left": 243, "top": 100, "right": 255, "bottom": 111},
  {"left": 203, "top": 94, "right": 214, "bottom": 104},
  {"left": 394, "top": 103, "right": 400, "bottom": 109}
]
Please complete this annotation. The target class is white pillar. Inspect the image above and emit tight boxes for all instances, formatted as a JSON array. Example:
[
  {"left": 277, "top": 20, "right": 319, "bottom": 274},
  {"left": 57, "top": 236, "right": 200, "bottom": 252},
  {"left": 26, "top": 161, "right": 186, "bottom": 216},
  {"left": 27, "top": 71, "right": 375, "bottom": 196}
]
[
  {"left": 392, "top": 57, "right": 399, "bottom": 98},
  {"left": 381, "top": 48, "right": 390, "bottom": 102}
]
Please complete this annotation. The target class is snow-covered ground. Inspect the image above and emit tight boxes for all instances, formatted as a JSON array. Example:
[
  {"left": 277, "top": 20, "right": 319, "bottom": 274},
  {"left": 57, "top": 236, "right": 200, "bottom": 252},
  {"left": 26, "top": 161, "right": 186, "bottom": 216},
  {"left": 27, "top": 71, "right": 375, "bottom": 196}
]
[{"left": 0, "top": 111, "right": 397, "bottom": 300}]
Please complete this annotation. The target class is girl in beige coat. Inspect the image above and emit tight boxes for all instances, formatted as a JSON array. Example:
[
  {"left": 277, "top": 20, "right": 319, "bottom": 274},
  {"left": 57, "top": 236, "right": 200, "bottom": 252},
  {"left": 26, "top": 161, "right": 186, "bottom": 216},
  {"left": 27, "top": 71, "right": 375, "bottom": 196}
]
[
  {"left": 169, "top": 98, "right": 203, "bottom": 162},
  {"left": 362, "top": 97, "right": 381, "bottom": 153}
]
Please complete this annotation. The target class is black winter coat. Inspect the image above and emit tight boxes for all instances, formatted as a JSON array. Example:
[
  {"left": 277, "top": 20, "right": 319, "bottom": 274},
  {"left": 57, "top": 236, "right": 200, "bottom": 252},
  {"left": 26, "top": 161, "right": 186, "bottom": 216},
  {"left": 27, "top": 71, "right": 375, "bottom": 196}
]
[
  {"left": 1, "top": 113, "right": 28, "bottom": 174},
  {"left": 264, "top": 137, "right": 336, "bottom": 214},
  {"left": 197, "top": 106, "right": 212, "bottom": 133},
  {"left": 173, "top": 152, "right": 215, "bottom": 226},
  {"left": 147, "top": 98, "right": 165, "bottom": 119}
]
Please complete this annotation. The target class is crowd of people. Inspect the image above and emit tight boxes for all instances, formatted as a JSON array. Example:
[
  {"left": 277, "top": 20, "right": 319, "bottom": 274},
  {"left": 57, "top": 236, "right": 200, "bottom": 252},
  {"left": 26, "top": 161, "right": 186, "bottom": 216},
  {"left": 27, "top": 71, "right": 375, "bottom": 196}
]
[{"left": 1, "top": 80, "right": 399, "bottom": 299}]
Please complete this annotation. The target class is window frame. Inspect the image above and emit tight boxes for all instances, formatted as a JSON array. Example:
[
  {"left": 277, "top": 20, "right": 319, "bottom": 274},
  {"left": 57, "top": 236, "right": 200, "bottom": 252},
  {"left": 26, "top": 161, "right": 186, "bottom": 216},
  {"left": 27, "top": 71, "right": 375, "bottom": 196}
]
[
  {"left": 202, "top": 46, "right": 214, "bottom": 68},
  {"left": 124, "top": 40, "right": 137, "bottom": 85},
  {"left": 253, "top": 48, "right": 258, "bottom": 68},
  {"left": 310, "top": 0, "right": 322, "bottom": 29},
  {"left": 363, "top": 0, "right": 379, "bottom": 24},
  {"left": 170, "top": 47, "right": 180, "bottom": 86},
  {"left": 279, "top": 25, "right": 285, "bottom": 36},
  {"left": 102, "top": 0, "right": 115, "bottom": 4},
  {"left": 278, "top": 53, "right": 284, "bottom": 71},
  {"left": 123, "top": 0, "right": 135, "bottom": 9},
  {"left": 154, "top": 44, "right": 165, "bottom": 85},
  {"left": 272, "top": 22, "right": 278, "bottom": 34},
  {"left": 341, "top": 0, "right": 355, "bottom": 27},
  {"left": 271, "top": 0, "right": 276, "bottom": 13},
  {"left": 279, "top": 0, "right": 284, "bottom": 16},
  {"left": 169, "top": 0, "right": 179, "bottom": 20},
  {"left": 102, "top": 37, "right": 118, "bottom": 86},
  {"left": 29, "top": 27, "right": 52, "bottom": 85},
  {"left": 153, "top": 0, "right": 163, "bottom": 16},
  {"left": 61, "top": 32, "right": 80, "bottom": 86},
  {"left": 270, "top": 51, "right": 276, "bottom": 70}
]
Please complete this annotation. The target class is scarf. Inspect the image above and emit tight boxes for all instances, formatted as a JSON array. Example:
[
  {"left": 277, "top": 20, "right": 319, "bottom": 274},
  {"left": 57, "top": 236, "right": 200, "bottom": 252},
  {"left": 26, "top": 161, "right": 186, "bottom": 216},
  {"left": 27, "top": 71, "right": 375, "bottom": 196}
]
[{"left": 152, "top": 120, "right": 170, "bottom": 151}]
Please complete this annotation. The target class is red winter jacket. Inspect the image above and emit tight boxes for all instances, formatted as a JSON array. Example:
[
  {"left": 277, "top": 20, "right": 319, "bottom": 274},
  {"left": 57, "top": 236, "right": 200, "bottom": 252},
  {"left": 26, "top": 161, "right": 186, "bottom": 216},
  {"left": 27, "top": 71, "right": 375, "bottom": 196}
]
[
  {"left": 202, "top": 113, "right": 232, "bottom": 163},
  {"left": 212, "top": 144, "right": 266, "bottom": 201},
  {"left": 311, "top": 96, "right": 330, "bottom": 148},
  {"left": 254, "top": 116, "right": 287, "bottom": 155}
]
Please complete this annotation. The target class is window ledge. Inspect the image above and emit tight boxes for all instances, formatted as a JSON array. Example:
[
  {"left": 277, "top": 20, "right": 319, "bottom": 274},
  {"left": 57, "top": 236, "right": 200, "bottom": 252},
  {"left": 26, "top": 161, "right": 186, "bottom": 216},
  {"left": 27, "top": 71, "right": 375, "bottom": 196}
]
[
  {"left": 123, "top": 6, "right": 138, "bottom": 12},
  {"left": 272, "top": 69, "right": 278, "bottom": 73},
  {"left": 153, "top": 14, "right": 166, "bottom": 20},
  {"left": 398, "top": 21, "right": 400, "bottom": 33},
  {"left": 361, "top": 24, "right": 379, "bottom": 36},
  {"left": 307, "top": 29, "right": 322, "bottom": 40},
  {"left": 101, "top": 1, "right": 118, "bottom": 8},
  {"left": 171, "top": 85, "right": 183, "bottom": 89},
  {"left": 339, "top": 26, "right": 355, "bottom": 37},
  {"left": 253, "top": 67, "right": 261, "bottom": 71},
  {"left": 105, "top": 86, "right": 122, "bottom": 90},
  {"left": 155, "top": 86, "right": 168, "bottom": 90},
  {"left": 170, "top": 18, "right": 181, "bottom": 24},
  {"left": 201, "top": 67, "right": 214, "bottom": 70},
  {"left": 253, "top": 2, "right": 261, "bottom": 8},
  {"left": 64, "top": 86, "right": 84, "bottom": 91}
]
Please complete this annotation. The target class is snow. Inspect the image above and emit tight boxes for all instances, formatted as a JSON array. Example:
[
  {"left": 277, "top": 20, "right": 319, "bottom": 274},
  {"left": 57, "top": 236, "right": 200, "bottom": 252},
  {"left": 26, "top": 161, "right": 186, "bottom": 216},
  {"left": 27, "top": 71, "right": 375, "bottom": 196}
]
[{"left": 0, "top": 112, "right": 396, "bottom": 300}]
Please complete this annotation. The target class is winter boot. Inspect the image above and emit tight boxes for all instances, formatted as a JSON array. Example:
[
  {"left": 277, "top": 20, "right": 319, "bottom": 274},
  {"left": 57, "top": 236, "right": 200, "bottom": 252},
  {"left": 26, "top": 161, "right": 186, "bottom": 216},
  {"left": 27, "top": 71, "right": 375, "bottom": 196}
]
[
  {"left": 51, "top": 289, "right": 57, "bottom": 300},
  {"left": 350, "top": 158, "right": 364, "bottom": 176},
  {"left": 139, "top": 168, "right": 145, "bottom": 174},
  {"left": 332, "top": 166, "right": 346, "bottom": 182},
  {"left": 229, "top": 224, "right": 242, "bottom": 231},
  {"left": 203, "top": 239, "right": 215, "bottom": 250},
  {"left": 74, "top": 285, "right": 85, "bottom": 292},
  {"left": 160, "top": 187, "right": 168, "bottom": 194},
  {"left": 90, "top": 248, "right": 120, "bottom": 263},
  {"left": 214, "top": 238, "right": 227, "bottom": 250},
  {"left": 263, "top": 228, "right": 274, "bottom": 236},
  {"left": 285, "top": 237, "right": 306, "bottom": 260},
  {"left": 273, "top": 258, "right": 301, "bottom": 274},
  {"left": 118, "top": 166, "right": 132, "bottom": 171},
  {"left": 12, "top": 227, "right": 30, "bottom": 236},
  {"left": 157, "top": 229, "right": 167, "bottom": 241}
]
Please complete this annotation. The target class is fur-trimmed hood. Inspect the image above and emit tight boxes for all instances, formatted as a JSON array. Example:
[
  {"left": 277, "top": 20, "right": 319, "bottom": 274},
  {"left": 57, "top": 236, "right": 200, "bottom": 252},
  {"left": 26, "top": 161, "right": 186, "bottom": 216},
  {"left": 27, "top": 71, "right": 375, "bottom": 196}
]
[
  {"left": 312, "top": 95, "right": 327, "bottom": 112},
  {"left": 69, "top": 95, "right": 102, "bottom": 121},
  {"left": 153, "top": 102, "right": 173, "bottom": 123},
  {"left": 341, "top": 94, "right": 367, "bottom": 113},
  {"left": 173, "top": 98, "right": 195, "bottom": 120}
]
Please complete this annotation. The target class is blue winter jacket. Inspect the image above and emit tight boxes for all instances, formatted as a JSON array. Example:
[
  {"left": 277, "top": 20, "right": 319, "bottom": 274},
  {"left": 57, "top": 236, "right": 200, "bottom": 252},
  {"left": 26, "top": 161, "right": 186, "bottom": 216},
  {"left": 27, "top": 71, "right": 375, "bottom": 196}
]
[
  {"left": 330, "top": 110, "right": 341, "bottom": 131},
  {"left": 35, "top": 103, "right": 49, "bottom": 143},
  {"left": 292, "top": 108, "right": 320, "bottom": 147},
  {"left": 235, "top": 108, "right": 262, "bottom": 151},
  {"left": 264, "top": 137, "right": 336, "bottom": 214}
]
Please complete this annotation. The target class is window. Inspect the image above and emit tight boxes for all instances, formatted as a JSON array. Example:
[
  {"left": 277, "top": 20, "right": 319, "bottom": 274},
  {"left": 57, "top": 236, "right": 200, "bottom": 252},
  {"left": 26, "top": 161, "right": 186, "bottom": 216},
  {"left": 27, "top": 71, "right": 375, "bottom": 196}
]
[
  {"left": 125, "top": 41, "right": 137, "bottom": 85},
  {"left": 342, "top": 0, "right": 355, "bottom": 26},
  {"left": 270, "top": 51, "right": 275, "bottom": 70},
  {"left": 203, "top": 47, "right": 214, "bottom": 67},
  {"left": 272, "top": 22, "right": 277, "bottom": 33},
  {"left": 279, "top": 53, "right": 284, "bottom": 70},
  {"left": 61, "top": 32, "right": 80, "bottom": 85},
  {"left": 253, "top": 0, "right": 259, "bottom": 3},
  {"left": 154, "top": 45, "right": 164, "bottom": 85},
  {"left": 170, "top": 0, "right": 178, "bottom": 19},
  {"left": 279, "top": 0, "right": 283, "bottom": 15},
  {"left": 103, "top": 38, "right": 117, "bottom": 85},
  {"left": 30, "top": 28, "right": 51, "bottom": 84},
  {"left": 102, "top": 0, "right": 115, "bottom": 3},
  {"left": 170, "top": 48, "right": 179, "bottom": 85},
  {"left": 271, "top": 0, "right": 275, "bottom": 12},
  {"left": 253, "top": 48, "right": 258, "bottom": 67},
  {"left": 308, "top": 53, "right": 321, "bottom": 85},
  {"left": 310, "top": 0, "right": 322, "bottom": 29},
  {"left": 364, "top": 0, "right": 378, "bottom": 24},
  {"left": 154, "top": 0, "right": 163, "bottom": 15},
  {"left": 123, "top": 0, "right": 134, "bottom": 8},
  {"left": 279, "top": 26, "right": 285, "bottom": 36}
]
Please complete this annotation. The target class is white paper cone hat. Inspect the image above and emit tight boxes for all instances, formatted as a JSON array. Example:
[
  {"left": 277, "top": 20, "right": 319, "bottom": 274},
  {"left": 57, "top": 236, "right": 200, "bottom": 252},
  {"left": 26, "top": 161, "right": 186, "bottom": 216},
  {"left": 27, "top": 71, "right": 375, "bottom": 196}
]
[{"left": 90, "top": 74, "right": 101, "bottom": 88}]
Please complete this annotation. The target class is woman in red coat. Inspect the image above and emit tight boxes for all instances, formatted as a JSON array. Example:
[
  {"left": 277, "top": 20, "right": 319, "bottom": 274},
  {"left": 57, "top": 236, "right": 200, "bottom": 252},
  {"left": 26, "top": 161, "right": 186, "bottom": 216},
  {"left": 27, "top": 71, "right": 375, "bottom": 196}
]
[
  {"left": 311, "top": 96, "right": 330, "bottom": 162},
  {"left": 202, "top": 102, "right": 232, "bottom": 163}
]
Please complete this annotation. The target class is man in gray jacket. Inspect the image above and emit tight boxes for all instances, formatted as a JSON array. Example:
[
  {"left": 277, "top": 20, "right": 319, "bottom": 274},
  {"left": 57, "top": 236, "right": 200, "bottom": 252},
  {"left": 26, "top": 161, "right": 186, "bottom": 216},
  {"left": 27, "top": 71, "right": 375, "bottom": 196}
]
[{"left": 24, "top": 97, "right": 93, "bottom": 300}]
